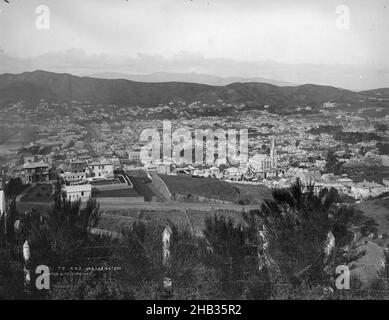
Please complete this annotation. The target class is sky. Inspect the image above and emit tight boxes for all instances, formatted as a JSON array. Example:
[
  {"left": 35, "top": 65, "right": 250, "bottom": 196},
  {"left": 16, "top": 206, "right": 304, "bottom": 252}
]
[{"left": 0, "top": 0, "right": 388, "bottom": 90}]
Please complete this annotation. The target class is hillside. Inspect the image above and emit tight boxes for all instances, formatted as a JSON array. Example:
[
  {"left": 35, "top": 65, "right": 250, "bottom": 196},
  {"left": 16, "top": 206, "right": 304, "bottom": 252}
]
[
  {"left": 359, "top": 88, "right": 389, "bottom": 99},
  {"left": 90, "top": 71, "right": 297, "bottom": 87},
  {"left": 0, "top": 70, "right": 368, "bottom": 108},
  {"left": 158, "top": 174, "right": 272, "bottom": 204}
]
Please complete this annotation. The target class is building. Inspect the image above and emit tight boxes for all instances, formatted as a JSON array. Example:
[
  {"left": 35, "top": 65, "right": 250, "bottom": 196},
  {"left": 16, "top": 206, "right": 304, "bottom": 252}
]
[
  {"left": 88, "top": 159, "right": 114, "bottom": 178},
  {"left": 249, "top": 138, "right": 277, "bottom": 172},
  {"left": 337, "top": 177, "right": 354, "bottom": 187},
  {"left": 225, "top": 167, "right": 246, "bottom": 180},
  {"left": 128, "top": 149, "right": 141, "bottom": 162},
  {"left": 24, "top": 154, "right": 52, "bottom": 165},
  {"left": 351, "top": 180, "right": 388, "bottom": 199},
  {"left": 61, "top": 171, "right": 87, "bottom": 182},
  {"left": 156, "top": 164, "right": 173, "bottom": 175},
  {"left": 381, "top": 155, "right": 389, "bottom": 167},
  {"left": 323, "top": 102, "right": 337, "bottom": 108},
  {"left": 23, "top": 162, "right": 50, "bottom": 183},
  {"left": 300, "top": 171, "right": 321, "bottom": 186},
  {"left": 63, "top": 184, "right": 92, "bottom": 202},
  {"left": 209, "top": 166, "right": 220, "bottom": 177},
  {"left": 70, "top": 160, "right": 86, "bottom": 173},
  {"left": 24, "top": 155, "right": 35, "bottom": 164}
]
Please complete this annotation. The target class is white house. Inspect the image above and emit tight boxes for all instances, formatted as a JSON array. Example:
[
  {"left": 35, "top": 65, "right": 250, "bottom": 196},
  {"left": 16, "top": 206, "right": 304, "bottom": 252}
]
[
  {"left": 61, "top": 171, "right": 87, "bottom": 182},
  {"left": 381, "top": 155, "right": 389, "bottom": 167},
  {"left": 323, "top": 102, "right": 336, "bottom": 108},
  {"left": 63, "top": 184, "right": 92, "bottom": 202},
  {"left": 225, "top": 167, "right": 246, "bottom": 180},
  {"left": 128, "top": 149, "right": 141, "bottom": 162},
  {"left": 88, "top": 159, "right": 114, "bottom": 178},
  {"left": 209, "top": 166, "right": 220, "bottom": 177}
]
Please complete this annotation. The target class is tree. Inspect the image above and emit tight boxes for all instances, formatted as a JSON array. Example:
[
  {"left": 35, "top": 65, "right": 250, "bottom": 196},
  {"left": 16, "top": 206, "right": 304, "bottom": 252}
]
[
  {"left": 254, "top": 179, "right": 371, "bottom": 289},
  {"left": 325, "top": 149, "right": 341, "bottom": 174},
  {"left": 0, "top": 178, "right": 105, "bottom": 299},
  {"left": 202, "top": 215, "right": 271, "bottom": 299},
  {"left": 4, "top": 177, "right": 26, "bottom": 200},
  {"left": 375, "top": 123, "right": 388, "bottom": 132}
]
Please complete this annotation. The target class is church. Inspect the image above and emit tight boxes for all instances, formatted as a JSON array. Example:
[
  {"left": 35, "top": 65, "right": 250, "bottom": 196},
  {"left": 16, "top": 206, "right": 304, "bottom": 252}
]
[{"left": 248, "top": 138, "right": 277, "bottom": 173}]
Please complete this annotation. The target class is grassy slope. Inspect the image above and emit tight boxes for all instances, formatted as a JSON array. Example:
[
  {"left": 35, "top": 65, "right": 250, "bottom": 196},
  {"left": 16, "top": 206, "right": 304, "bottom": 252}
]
[
  {"left": 99, "top": 208, "right": 246, "bottom": 237},
  {"left": 158, "top": 174, "right": 272, "bottom": 204}
]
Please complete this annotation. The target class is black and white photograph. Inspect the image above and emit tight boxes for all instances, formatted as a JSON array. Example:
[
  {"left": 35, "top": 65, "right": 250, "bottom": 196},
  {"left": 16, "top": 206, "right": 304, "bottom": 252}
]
[{"left": 0, "top": 0, "right": 389, "bottom": 305}]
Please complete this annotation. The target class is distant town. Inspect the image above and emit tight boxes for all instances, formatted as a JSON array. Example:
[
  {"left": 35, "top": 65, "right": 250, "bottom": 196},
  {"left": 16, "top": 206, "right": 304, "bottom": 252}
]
[{"left": 0, "top": 93, "right": 388, "bottom": 210}]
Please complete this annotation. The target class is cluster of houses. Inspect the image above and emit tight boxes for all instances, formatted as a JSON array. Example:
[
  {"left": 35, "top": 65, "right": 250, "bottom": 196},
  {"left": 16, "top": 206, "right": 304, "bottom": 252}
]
[
  {"left": 152, "top": 138, "right": 279, "bottom": 181},
  {"left": 12, "top": 133, "right": 389, "bottom": 204},
  {"left": 272, "top": 171, "right": 389, "bottom": 200},
  {"left": 20, "top": 155, "right": 133, "bottom": 203}
]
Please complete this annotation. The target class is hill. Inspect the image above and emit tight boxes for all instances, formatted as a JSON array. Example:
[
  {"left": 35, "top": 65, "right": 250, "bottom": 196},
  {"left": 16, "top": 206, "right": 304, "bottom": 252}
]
[
  {"left": 0, "top": 70, "right": 368, "bottom": 108},
  {"left": 158, "top": 174, "right": 272, "bottom": 204},
  {"left": 359, "top": 88, "right": 389, "bottom": 99},
  {"left": 90, "top": 71, "right": 297, "bottom": 87}
]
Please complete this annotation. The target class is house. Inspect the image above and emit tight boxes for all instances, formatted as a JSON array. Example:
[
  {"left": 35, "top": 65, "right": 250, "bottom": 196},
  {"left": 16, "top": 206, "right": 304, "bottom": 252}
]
[
  {"left": 88, "top": 159, "right": 114, "bottom": 178},
  {"left": 23, "top": 154, "right": 52, "bottom": 165},
  {"left": 70, "top": 160, "right": 86, "bottom": 173},
  {"left": 381, "top": 155, "right": 389, "bottom": 167},
  {"left": 24, "top": 155, "right": 35, "bottom": 164},
  {"left": 351, "top": 180, "right": 388, "bottom": 199},
  {"left": 128, "top": 149, "right": 141, "bottom": 162},
  {"left": 323, "top": 102, "right": 336, "bottom": 108},
  {"left": 338, "top": 177, "right": 354, "bottom": 187},
  {"left": 23, "top": 162, "right": 50, "bottom": 183},
  {"left": 61, "top": 171, "right": 87, "bottom": 182},
  {"left": 63, "top": 184, "right": 92, "bottom": 202},
  {"left": 156, "top": 164, "right": 173, "bottom": 175},
  {"left": 209, "top": 166, "right": 220, "bottom": 177},
  {"left": 300, "top": 171, "right": 321, "bottom": 186},
  {"left": 225, "top": 167, "right": 246, "bottom": 180}
]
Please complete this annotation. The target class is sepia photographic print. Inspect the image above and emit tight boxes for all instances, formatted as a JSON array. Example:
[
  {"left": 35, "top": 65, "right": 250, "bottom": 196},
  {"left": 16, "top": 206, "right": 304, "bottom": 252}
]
[{"left": 0, "top": 0, "right": 389, "bottom": 309}]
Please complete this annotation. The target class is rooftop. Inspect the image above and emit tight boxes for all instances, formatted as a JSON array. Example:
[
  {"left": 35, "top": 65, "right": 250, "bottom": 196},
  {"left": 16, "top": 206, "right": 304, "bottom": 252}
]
[{"left": 23, "top": 161, "right": 49, "bottom": 169}]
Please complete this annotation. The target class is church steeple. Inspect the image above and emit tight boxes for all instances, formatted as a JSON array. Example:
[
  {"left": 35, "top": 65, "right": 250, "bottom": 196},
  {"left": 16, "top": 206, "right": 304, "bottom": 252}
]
[{"left": 270, "top": 137, "right": 277, "bottom": 168}]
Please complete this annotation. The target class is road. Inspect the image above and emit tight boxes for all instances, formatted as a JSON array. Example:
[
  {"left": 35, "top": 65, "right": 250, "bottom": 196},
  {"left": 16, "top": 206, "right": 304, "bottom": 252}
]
[
  {"left": 18, "top": 200, "right": 260, "bottom": 213},
  {"left": 97, "top": 201, "right": 260, "bottom": 212}
]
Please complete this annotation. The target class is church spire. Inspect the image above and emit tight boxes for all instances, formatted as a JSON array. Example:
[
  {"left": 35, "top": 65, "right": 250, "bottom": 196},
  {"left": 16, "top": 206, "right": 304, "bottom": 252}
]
[{"left": 270, "top": 137, "right": 277, "bottom": 168}]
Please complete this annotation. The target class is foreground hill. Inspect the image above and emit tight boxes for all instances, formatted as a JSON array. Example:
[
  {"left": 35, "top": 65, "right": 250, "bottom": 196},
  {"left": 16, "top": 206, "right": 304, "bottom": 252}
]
[{"left": 0, "top": 70, "right": 369, "bottom": 108}]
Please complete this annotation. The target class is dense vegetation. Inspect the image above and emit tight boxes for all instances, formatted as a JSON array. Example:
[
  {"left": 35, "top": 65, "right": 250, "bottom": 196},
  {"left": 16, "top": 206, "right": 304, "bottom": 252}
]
[
  {"left": 334, "top": 132, "right": 382, "bottom": 144},
  {"left": 0, "top": 179, "right": 386, "bottom": 299},
  {"left": 308, "top": 125, "right": 343, "bottom": 136},
  {"left": 377, "top": 143, "right": 389, "bottom": 156}
]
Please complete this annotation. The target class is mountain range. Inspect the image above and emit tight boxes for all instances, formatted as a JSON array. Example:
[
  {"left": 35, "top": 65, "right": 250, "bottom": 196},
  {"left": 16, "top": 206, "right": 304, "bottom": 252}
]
[
  {"left": 0, "top": 70, "right": 387, "bottom": 109},
  {"left": 88, "top": 71, "right": 296, "bottom": 87}
]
